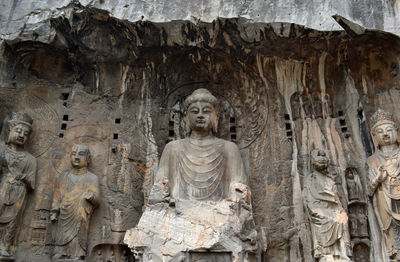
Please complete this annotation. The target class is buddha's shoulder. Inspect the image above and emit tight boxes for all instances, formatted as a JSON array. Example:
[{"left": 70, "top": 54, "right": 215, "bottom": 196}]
[
  {"left": 86, "top": 171, "right": 99, "bottom": 180},
  {"left": 216, "top": 138, "right": 239, "bottom": 149},
  {"left": 366, "top": 153, "right": 382, "bottom": 168},
  {"left": 163, "top": 139, "right": 185, "bottom": 152}
]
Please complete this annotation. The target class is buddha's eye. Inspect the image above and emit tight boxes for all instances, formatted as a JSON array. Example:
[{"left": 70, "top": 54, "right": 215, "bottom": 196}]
[
  {"left": 190, "top": 108, "right": 199, "bottom": 114},
  {"left": 377, "top": 129, "right": 383, "bottom": 133},
  {"left": 79, "top": 152, "right": 86, "bottom": 156},
  {"left": 203, "top": 107, "right": 212, "bottom": 113}
]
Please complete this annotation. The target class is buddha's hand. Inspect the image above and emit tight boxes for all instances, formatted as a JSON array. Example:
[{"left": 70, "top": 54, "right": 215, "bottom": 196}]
[
  {"left": 377, "top": 166, "right": 388, "bottom": 183},
  {"left": 230, "top": 183, "right": 251, "bottom": 204},
  {"left": 83, "top": 191, "right": 95, "bottom": 202},
  {"left": 160, "top": 178, "right": 170, "bottom": 197}
]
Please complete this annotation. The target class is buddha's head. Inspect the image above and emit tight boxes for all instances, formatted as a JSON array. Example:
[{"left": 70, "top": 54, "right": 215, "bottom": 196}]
[
  {"left": 311, "top": 149, "right": 329, "bottom": 172},
  {"left": 6, "top": 112, "right": 33, "bottom": 147},
  {"left": 70, "top": 144, "right": 91, "bottom": 169},
  {"left": 370, "top": 109, "right": 398, "bottom": 148},
  {"left": 183, "top": 88, "right": 219, "bottom": 135}
]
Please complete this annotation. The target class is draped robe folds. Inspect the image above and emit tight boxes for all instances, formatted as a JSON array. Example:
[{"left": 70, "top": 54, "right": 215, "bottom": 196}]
[
  {"left": 303, "top": 171, "right": 351, "bottom": 260},
  {"left": 0, "top": 148, "right": 36, "bottom": 250},
  {"left": 153, "top": 137, "right": 247, "bottom": 202},
  {"left": 51, "top": 171, "right": 99, "bottom": 258},
  {"left": 368, "top": 149, "right": 400, "bottom": 258}
]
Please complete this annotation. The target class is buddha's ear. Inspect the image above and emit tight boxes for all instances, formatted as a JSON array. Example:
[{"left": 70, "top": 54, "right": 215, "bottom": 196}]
[
  {"left": 211, "top": 111, "right": 218, "bottom": 134},
  {"left": 184, "top": 113, "right": 191, "bottom": 135}
]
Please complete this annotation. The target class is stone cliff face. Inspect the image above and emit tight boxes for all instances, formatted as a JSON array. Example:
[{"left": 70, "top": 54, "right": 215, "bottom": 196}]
[{"left": 0, "top": 1, "right": 399, "bottom": 261}]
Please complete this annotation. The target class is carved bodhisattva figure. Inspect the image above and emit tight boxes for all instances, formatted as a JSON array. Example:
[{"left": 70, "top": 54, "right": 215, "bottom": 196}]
[
  {"left": 368, "top": 109, "right": 400, "bottom": 260},
  {"left": 51, "top": 144, "right": 100, "bottom": 261},
  {"left": 125, "top": 89, "right": 257, "bottom": 261},
  {"left": 0, "top": 112, "right": 36, "bottom": 259},
  {"left": 303, "top": 149, "right": 352, "bottom": 262}
]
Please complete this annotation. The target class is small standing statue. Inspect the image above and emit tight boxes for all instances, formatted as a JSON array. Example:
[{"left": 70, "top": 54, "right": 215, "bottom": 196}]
[
  {"left": 303, "top": 149, "right": 352, "bottom": 261},
  {"left": 0, "top": 112, "right": 37, "bottom": 259},
  {"left": 51, "top": 144, "right": 100, "bottom": 261},
  {"left": 368, "top": 109, "right": 400, "bottom": 260}
]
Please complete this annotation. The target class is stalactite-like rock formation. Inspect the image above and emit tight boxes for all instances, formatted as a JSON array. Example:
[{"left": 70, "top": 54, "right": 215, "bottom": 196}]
[{"left": 0, "top": 2, "right": 399, "bottom": 261}]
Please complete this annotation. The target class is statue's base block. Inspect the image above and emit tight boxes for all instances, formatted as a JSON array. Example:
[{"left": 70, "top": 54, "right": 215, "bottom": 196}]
[
  {"left": 124, "top": 199, "right": 258, "bottom": 262},
  {"left": 0, "top": 257, "right": 14, "bottom": 262}
]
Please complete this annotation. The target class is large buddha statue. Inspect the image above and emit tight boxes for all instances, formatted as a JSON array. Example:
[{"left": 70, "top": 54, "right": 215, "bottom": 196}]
[
  {"left": 149, "top": 88, "right": 249, "bottom": 203},
  {"left": 125, "top": 89, "right": 257, "bottom": 261},
  {"left": 51, "top": 144, "right": 100, "bottom": 261},
  {"left": 0, "top": 112, "right": 37, "bottom": 259},
  {"left": 368, "top": 109, "right": 400, "bottom": 260}
]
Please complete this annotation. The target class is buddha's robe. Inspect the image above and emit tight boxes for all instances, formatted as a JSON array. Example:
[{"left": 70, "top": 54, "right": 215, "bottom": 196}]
[
  {"left": 51, "top": 171, "right": 99, "bottom": 259},
  {"left": 303, "top": 171, "right": 351, "bottom": 260},
  {"left": 0, "top": 147, "right": 36, "bottom": 251},
  {"left": 153, "top": 137, "right": 247, "bottom": 202},
  {"left": 368, "top": 148, "right": 400, "bottom": 258}
]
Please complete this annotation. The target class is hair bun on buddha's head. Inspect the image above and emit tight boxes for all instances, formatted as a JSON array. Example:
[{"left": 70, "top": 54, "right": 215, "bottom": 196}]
[{"left": 183, "top": 88, "right": 218, "bottom": 111}]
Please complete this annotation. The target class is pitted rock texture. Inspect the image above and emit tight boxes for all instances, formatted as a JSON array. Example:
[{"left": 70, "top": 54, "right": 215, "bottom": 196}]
[
  {"left": 0, "top": 2, "right": 399, "bottom": 262},
  {"left": 1, "top": 0, "right": 400, "bottom": 42}
]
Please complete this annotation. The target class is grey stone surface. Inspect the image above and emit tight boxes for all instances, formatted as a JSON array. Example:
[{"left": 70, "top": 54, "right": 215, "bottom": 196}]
[{"left": 1, "top": 0, "right": 400, "bottom": 43}]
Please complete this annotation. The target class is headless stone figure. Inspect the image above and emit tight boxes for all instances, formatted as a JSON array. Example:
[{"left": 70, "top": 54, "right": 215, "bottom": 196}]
[{"left": 51, "top": 144, "right": 100, "bottom": 261}]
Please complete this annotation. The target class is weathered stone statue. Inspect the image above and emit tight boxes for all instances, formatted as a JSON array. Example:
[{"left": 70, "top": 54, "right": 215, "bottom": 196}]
[
  {"left": 303, "top": 149, "right": 352, "bottom": 262},
  {"left": 150, "top": 88, "right": 249, "bottom": 202},
  {"left": 0, "top": 112, "right": 36, "bottom": 259},
  {"left": 125, "top": 89, "right": 257, "bottom": 261},
  {"left": 368, "top": 109, "right": 400, "bottom": 260},
  {"left": 345, "top": 167, "right": 364, "bottom": 203},
  {"left": 50, "top": 144, "right": 100, "bottom": 261}
]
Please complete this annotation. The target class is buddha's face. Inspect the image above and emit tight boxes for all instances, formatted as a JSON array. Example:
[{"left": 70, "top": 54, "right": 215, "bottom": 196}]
[
  {"left": 187, "top": 101, "right": 215, "bottom": 132},
  {"left": 373, "top": 123, "right": 398, "bottom": 147},
  {"left": 70, "top": 145, "right": 89, "bottom": 169},
  {"left": 8, "top": 124, "right": 31, "bottom": 146},
  {"left": 311, "top": 149, "right": 329, "bottom": 171}
]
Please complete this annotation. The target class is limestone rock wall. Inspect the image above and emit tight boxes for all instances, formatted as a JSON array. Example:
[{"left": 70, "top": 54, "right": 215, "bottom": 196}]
[{"left": 0, "top": 2, "right": 400, "bottom": 262}]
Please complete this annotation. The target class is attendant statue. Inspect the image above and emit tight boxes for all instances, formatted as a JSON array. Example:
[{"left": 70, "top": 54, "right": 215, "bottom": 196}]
[
  {"left": 368, "top": 109, "right": 400, "bottom": 260},
  {"left": 303, "top": 149, "right": 352, "bottom": 261},
  {"left": 125, "top": 89, "right": 257, "bottom": 261},
  {"left": 51, "top": 144, "right": 100, "bottom": 261},
  {"left": 0, "top": 112, "right": 36, "bottom": 258}
]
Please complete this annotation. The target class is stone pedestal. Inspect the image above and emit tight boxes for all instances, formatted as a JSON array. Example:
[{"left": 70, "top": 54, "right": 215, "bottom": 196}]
[{"left": 124, "top": 199, "right": 258, "bottom": 262}]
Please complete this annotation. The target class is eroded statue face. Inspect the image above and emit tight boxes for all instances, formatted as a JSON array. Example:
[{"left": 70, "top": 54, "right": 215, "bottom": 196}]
[
  {"left": 70, "top": 145, "right": 89, "bottom": 169},
  {"left": 311, "top": 149, "right": 329, "bottom": 171},
  {"left": 187, "top": 101, "right": 215, "bottom": 132},
  {"left": 8, "top": 124, "right": 31, "bottom": 146},
  {"left": 374, "top": 123, "right": 398, "bottom": 147}
]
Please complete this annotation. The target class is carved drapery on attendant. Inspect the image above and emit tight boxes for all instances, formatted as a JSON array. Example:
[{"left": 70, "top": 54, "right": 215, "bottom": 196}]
[{"left": 0, "top": 112, "right": 36, "bottom": 259}]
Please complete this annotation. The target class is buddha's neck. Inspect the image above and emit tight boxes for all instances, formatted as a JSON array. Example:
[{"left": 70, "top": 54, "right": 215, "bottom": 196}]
[
  {"left": 380, "top": 144, "right": 399, "bottom": 154},
  {"left": 190, "top": 130, "right": 213, "bottom": 140},
  {"left": 72, "top": 167, "right": 88, "bottom": 175}
]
